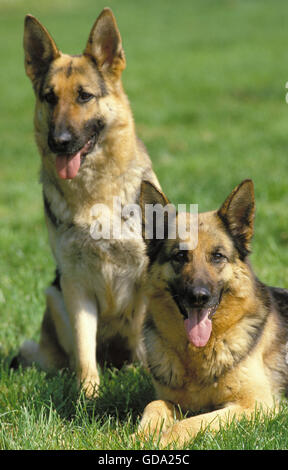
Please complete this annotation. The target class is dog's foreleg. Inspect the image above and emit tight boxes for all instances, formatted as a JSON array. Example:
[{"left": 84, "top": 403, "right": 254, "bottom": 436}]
[
  {"left": 135, "top": 400, "right": 181, "bottom": 442},
  {"left": 61, "top": 277, "right": 99, "bottom": 398},
  {"left": 159, "top": 404, "right": 254, "bottom": 448}
]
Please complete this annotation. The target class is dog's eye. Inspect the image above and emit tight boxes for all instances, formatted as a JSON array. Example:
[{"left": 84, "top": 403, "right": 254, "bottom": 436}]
[
  {"left": 171, "top": 251, "right": 187, "bottom": 263},
  {"left": 78, "top": 90, "right": 94, "bottom": 103},
  {"left": 44, "top": 90, "right": 57, "bottom": 105},
  {"left": 211, "top": 252, "right": 226, "bottom": 263}
]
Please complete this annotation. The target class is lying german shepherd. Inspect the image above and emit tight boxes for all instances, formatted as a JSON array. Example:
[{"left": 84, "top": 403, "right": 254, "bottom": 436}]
[
  {"left": 136, "top": 179, "right": 288, "bottom": 447},
  {"left": 12, "top": 8, "right": 160, "bottom": 397}
]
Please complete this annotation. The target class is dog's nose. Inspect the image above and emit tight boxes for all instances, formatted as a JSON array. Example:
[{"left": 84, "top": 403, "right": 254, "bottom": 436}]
[
  {"left": 48, "top": 127, "right": 74, "bottom": 154},
  {"left": 53, "top": 130, "right": 73, "bottom": 146},
  {"left": 189, "top": 286, "right": 211, "bottom": 306}
]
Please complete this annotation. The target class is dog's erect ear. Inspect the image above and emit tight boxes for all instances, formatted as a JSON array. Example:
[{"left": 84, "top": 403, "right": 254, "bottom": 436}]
[
  {"left": 24, "top": 15, "right": 60, "bottom": 85},
  {"left": 140, "top": 181, "right": 174, "bottom": 262},
  {"left": 140, "top": 181, "right": 169, "bottom": 213},
  {"left": 84, "top": 8, "right": 126, "bottom": 78},
  {"left": 218, "top": 179, "right": 255, "bottom": 258}
]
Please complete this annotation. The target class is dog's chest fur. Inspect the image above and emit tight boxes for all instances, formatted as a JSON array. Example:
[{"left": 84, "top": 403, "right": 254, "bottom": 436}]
[{"left": 42, "top": 152, "right": 153, "bottom": 321}]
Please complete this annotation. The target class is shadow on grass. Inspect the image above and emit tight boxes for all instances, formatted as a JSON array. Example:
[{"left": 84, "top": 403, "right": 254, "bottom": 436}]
[{"left": 0, "top": 353, "right": 155, "bottom": 428}]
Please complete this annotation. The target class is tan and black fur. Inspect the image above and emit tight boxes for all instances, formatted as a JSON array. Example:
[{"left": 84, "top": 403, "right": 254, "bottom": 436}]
[
  {"left": 136, "top": 179, "right": 288, "bottom": 447},
  {"left": 12, "top": 9, "right": 160, "bottom": 397}
]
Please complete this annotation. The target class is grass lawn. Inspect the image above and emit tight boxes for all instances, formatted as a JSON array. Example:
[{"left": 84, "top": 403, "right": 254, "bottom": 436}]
[{"left": 1, "top": 0, "right": 288, "bottom": 450}]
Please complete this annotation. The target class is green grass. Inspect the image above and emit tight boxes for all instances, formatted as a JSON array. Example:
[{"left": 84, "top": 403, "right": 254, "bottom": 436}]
[{"left": 1, "top": 0, "right": 288, "bottom": 450}]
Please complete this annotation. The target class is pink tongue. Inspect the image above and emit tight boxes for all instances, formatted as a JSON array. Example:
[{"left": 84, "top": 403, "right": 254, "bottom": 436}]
[
  {"left": 184, "top": 310, "right": 212, "bottom": 347},
  {"left": 56, "top": 151, "right": 81, "bottom": 179}
]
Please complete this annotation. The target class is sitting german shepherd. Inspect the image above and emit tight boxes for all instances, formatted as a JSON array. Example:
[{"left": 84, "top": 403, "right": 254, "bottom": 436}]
[
  {"left": 12, "top": 9, "right": 160, "bottom": 397},
  {"left": 136, "top": 179, "right": 288, "bottom": 447}
]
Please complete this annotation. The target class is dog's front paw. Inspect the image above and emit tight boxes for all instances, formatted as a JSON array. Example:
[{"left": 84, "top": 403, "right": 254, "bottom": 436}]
[
  {"left": 79, "top": 374, "right": 100, "bottom": 399},
  {"left": 158, "top": 432, "right": 176, "bottom": 449},
  {"left": 130, "top": 429, "right": 161, "bottom": 449},
  {"left": 159, "top": 422, "right": 192, "bottom": 449}
]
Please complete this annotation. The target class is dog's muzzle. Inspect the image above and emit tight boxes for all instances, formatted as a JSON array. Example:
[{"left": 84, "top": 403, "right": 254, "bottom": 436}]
[
  {"left": 48, "top": 120, "right": 104, "bottom": 179},
  {"left": 169, "top": 283, "right": 223, "bottom": 348}
]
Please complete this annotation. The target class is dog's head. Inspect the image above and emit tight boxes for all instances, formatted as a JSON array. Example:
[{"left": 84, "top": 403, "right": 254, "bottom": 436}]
[
  {"left": 24, "top": 8, "right": 128, "bottom": 179},
  {"left": 140, "top": 179, "right": 255, "bottom": 348}
]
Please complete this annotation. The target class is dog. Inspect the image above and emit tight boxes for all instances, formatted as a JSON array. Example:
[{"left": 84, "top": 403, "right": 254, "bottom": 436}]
[
  {"left": 12, "top": 8, "right": 160, "bottom": 398},
  {"left": 135, "top": 179, "right": 288, "bottom": 447}
]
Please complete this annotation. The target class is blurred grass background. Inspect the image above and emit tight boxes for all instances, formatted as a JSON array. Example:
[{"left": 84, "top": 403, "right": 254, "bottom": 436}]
[{"left": 1, "top": 0, "right": 288, "bottom": 449}]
